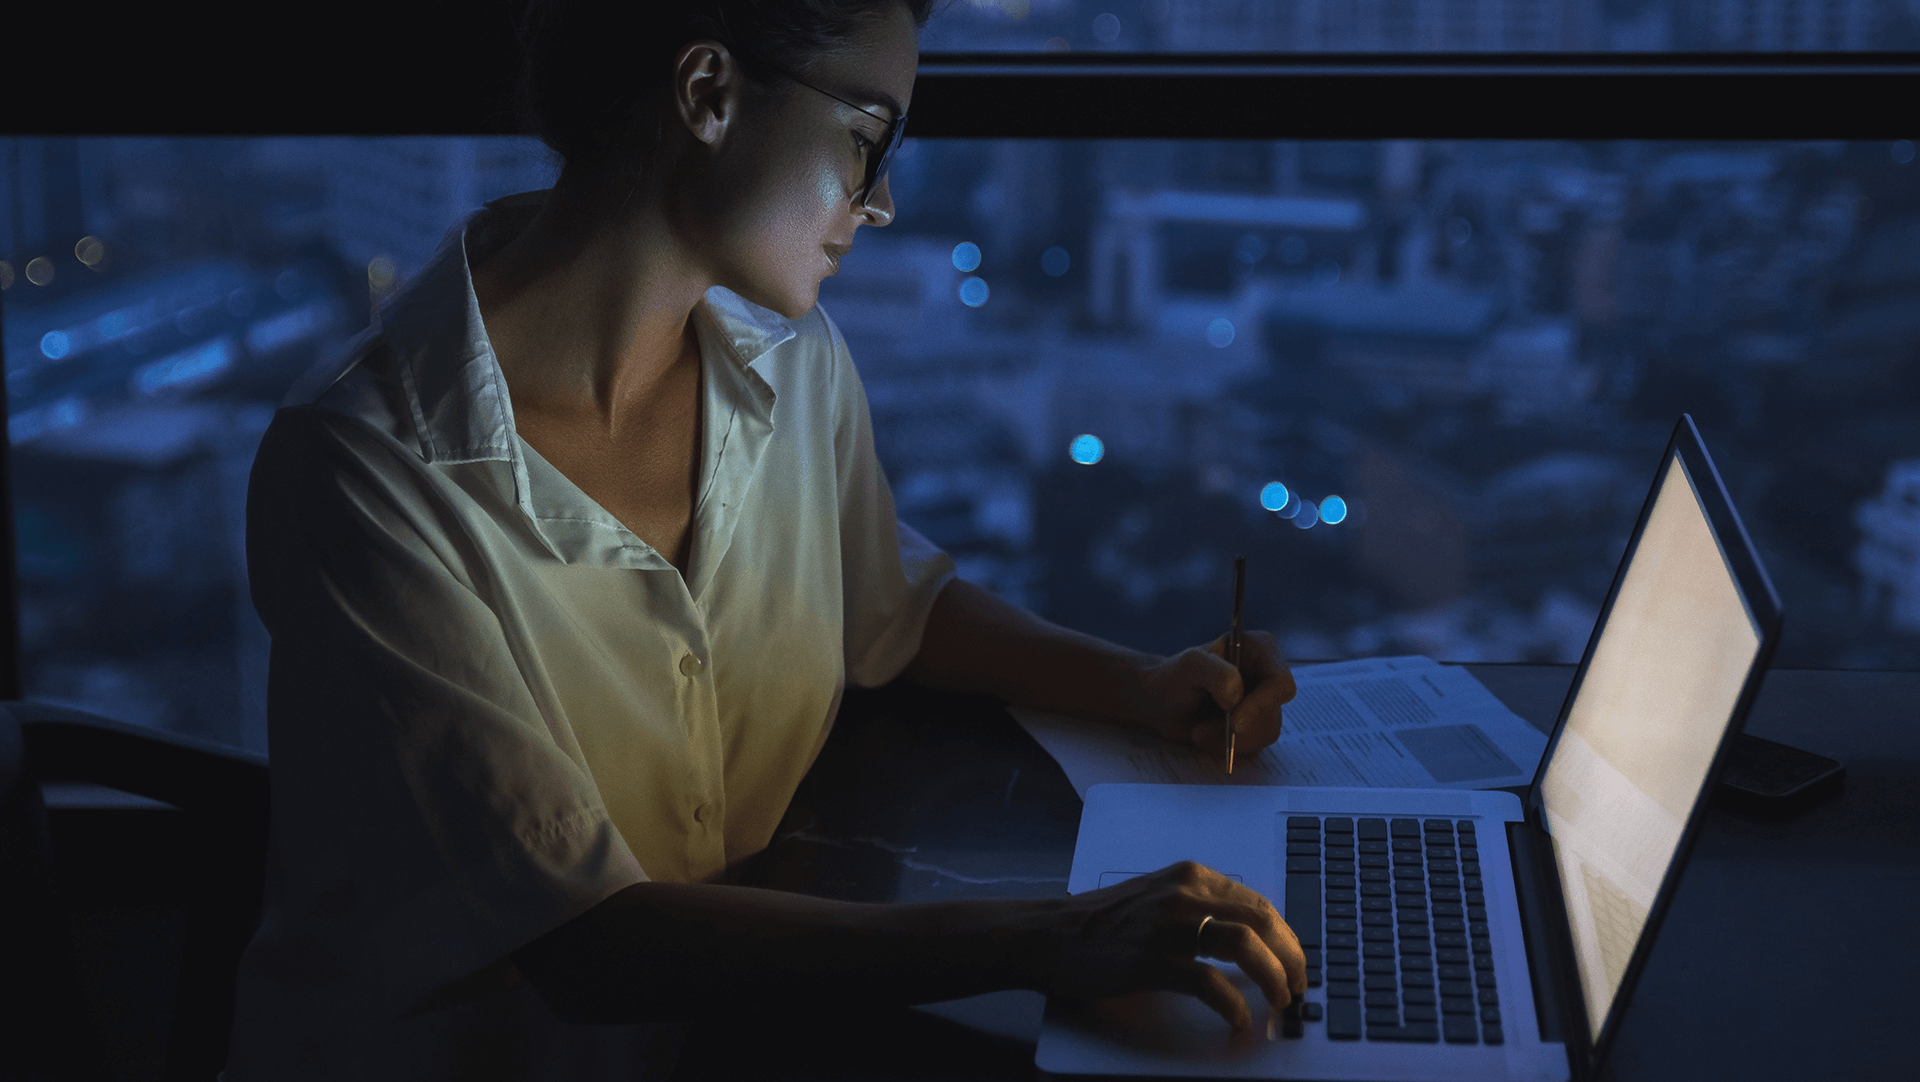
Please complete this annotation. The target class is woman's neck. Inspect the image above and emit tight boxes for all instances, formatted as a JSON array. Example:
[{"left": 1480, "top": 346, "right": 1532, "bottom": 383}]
[{"left": 471, "top": 161, "right": 712, "bottom": 438}]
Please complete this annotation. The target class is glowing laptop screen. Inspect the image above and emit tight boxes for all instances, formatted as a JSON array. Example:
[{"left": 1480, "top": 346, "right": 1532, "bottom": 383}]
[{"left": 1539, "top": 453, "right": 1763, "bottom": 1045}]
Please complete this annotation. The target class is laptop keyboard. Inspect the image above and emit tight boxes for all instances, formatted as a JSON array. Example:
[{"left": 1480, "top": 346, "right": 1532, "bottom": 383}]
[{"left": 1281, "top": 816, "right": 1505, "bottom": 1046}]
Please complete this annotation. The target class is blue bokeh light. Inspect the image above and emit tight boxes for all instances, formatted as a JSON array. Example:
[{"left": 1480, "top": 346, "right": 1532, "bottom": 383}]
[
  {"left": 952, "top": 242, "right": 982, "bottom": 272},
  {"left": 1069, "top": 434, "right": 1105, "bottom": 465},
  {"left": 1260, "top": 481, "right": 1289, "bottom": 512},
  {"left": 1042, "top": 246, "right": 1071, "bottom": 276},
  {"left": 40, "top": 331, "right": 71, "bottom": 360},
  {"left": 1894, "top": 140, "right": 1916, "bottom": 166},
  {"left": 959, "top": 277, "right": 990, "bottom": 307},
  {"left": 1320, "top": 495, "right": 1348, "bottom": 524},
  {"left": 1206, "top": 317, "right": 1235, "bottom": 348},
  {"left": 1294, "top": 499, "right": 1319, "bottom": 528}
]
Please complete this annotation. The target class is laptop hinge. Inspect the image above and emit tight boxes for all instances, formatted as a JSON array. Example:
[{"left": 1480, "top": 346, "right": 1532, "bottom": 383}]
[{"left": 1506, "top": 819, "right": 1581, "bottom": 1063}]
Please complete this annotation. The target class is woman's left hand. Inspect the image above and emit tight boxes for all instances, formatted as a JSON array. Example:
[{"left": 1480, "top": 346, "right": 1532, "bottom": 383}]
[{"left": 1131, "top": 631, "right": 1298, "bottom": 760}]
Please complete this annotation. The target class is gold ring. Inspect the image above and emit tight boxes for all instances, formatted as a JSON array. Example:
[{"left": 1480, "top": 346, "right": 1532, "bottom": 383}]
[{"left": 1195, "top": 915, "right": 1214, "bottom": 954}]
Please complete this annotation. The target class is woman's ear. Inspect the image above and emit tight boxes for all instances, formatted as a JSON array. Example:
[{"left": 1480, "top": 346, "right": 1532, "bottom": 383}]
[{"left": 672, "top": 39, "right": 740, "bottom": 148}]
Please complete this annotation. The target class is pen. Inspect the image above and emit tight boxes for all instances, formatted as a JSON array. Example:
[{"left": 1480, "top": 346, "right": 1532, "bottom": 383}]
[{"left": 1227, "top": 554, "right": 1244, "bottom": 775}]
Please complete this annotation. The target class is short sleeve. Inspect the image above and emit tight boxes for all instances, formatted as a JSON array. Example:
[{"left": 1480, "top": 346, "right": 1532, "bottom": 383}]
[
  {"left": 818, "top": 311, "right": 957, "bottom": 688},
  {"left": 245, "top": 407, "right": 646, "bottom": 1023}
]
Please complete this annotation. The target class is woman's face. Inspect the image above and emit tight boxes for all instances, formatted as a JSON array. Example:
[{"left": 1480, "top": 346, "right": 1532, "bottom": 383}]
[{"left": 685, "top": 3, "right": 919, "bottom": 320}]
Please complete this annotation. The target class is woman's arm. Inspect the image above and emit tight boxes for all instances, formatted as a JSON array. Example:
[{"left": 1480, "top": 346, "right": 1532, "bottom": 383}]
[
  {"left": 512, "top": 864, "right": 1307, "bottom": 1030},
  {"left": 900, "top": 577, "right": 1297, "bottom": 756}
]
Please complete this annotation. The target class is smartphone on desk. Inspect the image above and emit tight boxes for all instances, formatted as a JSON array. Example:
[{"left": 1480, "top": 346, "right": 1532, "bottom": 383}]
[{"left": 1715, "top": 733, "right": 1845, "bottom": 818}]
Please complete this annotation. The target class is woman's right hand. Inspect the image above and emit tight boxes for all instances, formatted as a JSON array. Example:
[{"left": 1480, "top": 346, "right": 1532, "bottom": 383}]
[{"left": 1028, "top": 860, "right": 1308, "bottom": 1032}]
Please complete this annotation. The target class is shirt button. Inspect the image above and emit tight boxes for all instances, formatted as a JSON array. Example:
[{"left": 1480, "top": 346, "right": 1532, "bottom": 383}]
[
  {"left": 678, "top": 652, "right": 705, "bottom": 677},
  {"left": 694, "top": 801, "right": 715, "bottom": 824}
]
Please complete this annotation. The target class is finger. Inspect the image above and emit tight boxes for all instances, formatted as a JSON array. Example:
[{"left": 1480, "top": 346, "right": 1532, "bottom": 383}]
[
  {"left": 1173, "top": 959, "right": 1255, "bottom": 1031},
  {"left": 1222, "top": 897, "right": 1308, "bottom": 997},
  {"left": 1226, "top": 680, "right": 1285, "bottom": 754},
  {"left": 1196, "top": 919, "right": 1293, "bottom": 1013},
  {"left": 1240, "top": 632, "right": 1298, "bottom": 704},
  {"left": 1183, "top": 646, "right": 1244, "bottom": 714}
]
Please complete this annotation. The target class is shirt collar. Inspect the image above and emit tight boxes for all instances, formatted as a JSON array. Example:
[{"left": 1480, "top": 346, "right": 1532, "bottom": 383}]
[
  {"left": 377, "top": 189, "right": 799, "bottom": 467},
  {"left": 373, "top": 189, "right": 799, "bottom": 565}
]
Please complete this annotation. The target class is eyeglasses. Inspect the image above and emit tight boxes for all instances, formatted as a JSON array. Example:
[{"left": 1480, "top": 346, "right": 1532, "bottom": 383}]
[{"left": 764, "top": 65, "right": 906, "bottom": 209}]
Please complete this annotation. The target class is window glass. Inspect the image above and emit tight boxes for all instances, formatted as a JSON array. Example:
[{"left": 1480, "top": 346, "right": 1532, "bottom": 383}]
[
  {"left": 5, "top": 134, "right": 1919, "bottom": 753},
  {"left": 922, "top": 0, "right": 1920, "bottom": 52}
]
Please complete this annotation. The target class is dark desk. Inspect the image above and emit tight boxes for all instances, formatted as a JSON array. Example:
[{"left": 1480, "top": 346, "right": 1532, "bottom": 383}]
[{"left": 675, "top": 665, "right": 1920, "bottom": 1082}]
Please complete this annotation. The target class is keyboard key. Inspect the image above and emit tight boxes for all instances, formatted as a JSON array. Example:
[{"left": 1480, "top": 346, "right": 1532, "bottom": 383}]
[
  {"left": 1434, "top": 918, "right": 1465, "bottom": 932},
  {"left": 1427, "top": 859, "right": 1458, "bottom": 872},
  {"left": 1358, "top": 818, "right": 1388, "bottom": 839},
  {"left": 1328, "top": 877, "right": 1357, "bottom": 891},
  {"left": 1365, "top": 1008, "right": 1401, "bottom": 1027},
  {"left": 1466, "top": 891, "right": 1486, "bottom": 905},
  {"left": 1286, "top": 842, "right": 1322, "bottom": 857},
  {"left": 1369, "top": 1024, "right": 1439, "bottom": 1042},
  {"left": 1358, "top": 839, "right": 1390, "bottom": 854},
  {"left": 1393, "top": 853, "right": 1424, "bottom": 866},
  {"left": 1363, "top": 943, "right": 1395, "bottom": 958},
  {"left": 1398, "top": 927, "right": 1431, "bottom": 944},
  {"left": 1328, "top": 1000, "right": 1361, "bottom": 1039},
  {"left": 1302, "top": 1002, "right": 1323, "bottom": 1021},
  {"left": 1463, "top": 861, "right": 1482, "bottom": 875},
  {"left": 1483, "top": 1024, "right": 1504, "bottom": 1045},
  {"left": 1359, "top": 881, "right": 1390, "bottom": 896},
  {"left": 1433, "top": 903, "right": 1464, "bottom": 917},
  {"left": 1436, "top": 949, "right": 1469, "bottom": 964},
  {"left": 1399, "top": 956, "right": 1432, "bottom": 973},
  {"left": 1328, "top": 949, "right": 1359, "bottom": 965},
  {"left": 1326, "top": 861, "right": 1357, "bottom": 876},
  {"left": 1304, "top": 949, "right": 1322, "bottom": 967},
  {"left": 1472, "top": 937, "right": 1491, "bottom": 953},
  {"left": 1392, "top": 837, "right": 1424, "bottom": 852},
  {"left": 1360, "top": 855, "right": 1391, "bottom": 869},
  {"left": 1439, "top": 965, "right": 1471, "bottom": 981},
  {"left": 1288, "top": 816, "right": 1321, "bottom": 830},
  {"left": 1429, "top": 873, "right": 1460, "bottom": 887},
  {"left": 1365, "top": 991, "right": 1399, "bottom": 1008},
  {"left": 1424, "top": 818, "right": 1454, "bottom": 833},
  {"left": 1481, "top": 1007, "right": 1501, "bottom": 1024},
  {"left": 1470, "top": 921, "right": 1489, "bottom": 936},
  {"left": 1286, "top": 875, "right": 1323, "bottom": 947},
  {"left": 1327, "top": 919, "right": 1359, "bottom": 934},
  {"left": 1285, "top": 828, "right": 1321, "bottom": 844},
  {"left": 1364, "top": 959, "right": 1396, "bottom": 975},
  {"left": 1431, "top": 888, "right": 1462, "bottom": 902},
  {"left": 1328, "top": 934, "right": 1358, "bottom": 950},
  {"left": 1403, "top": 986, "right": 1436, "bottom": 1005},
  {"left": 1443, "top": 1017, "right": 1478, "bottom": 1043},
  {"left": 1400, "top": 971, "right": 1432, "bottom": 989},
  {"left": 1465, "top": 876, "right": 1484, "bottom": 890},
  {"left": 1363, "top": 927, "right": 1394, "bottom": 943},
  {"left": 1457, "top": 821, "right": 1475, "bottom": 835},
  {"left": 1435, "top": 933, "right": 1468, "bottom": 948},
  {"left": 1362, "top": 911, "right": 1394, "bottom": 927},
  {"left": 1327, "top": 891, "right": 1357, "bottom": 904},
  {"left": 1441, "top": 997, "right": 1476, "bottom": 1014},
  {"left": 1327, "top": 903, "right": 1358, "bottom": 918},
  {"left": 1282, "top": 1015, "right": 1304, "bottom": 1040},
  {"left": 1361, "top": 897, "right": 1392, "bottom": 911},
  {"left": 1364, "top": 975, "right": 1399, "bottom": 991},
  {"left": 1477, "top": 971, "right": 1496, "bottom": 988},
  {"left": 1307, "top": 969, "right": 1323, "bottom": 988},
  {"left": 1361, "top": 870, "right": 1392, "bottom": 883},
  {"left": 1427, "top": 844, "right": 1456, "bottom": 858},
  {"left": 1329, "top": 965, "right": 1359, "bottom": 982},
  {"left": 1326, "top": 817, "right": 1354, "bottom": 834},
  {"left": 1287, "top": 857, "right": 1321, "bottom": 874},
  {"left": 1328, "top": 981, "right": 1360, "bottom": 999},
  {"left": 1474, "top": 954, "right": 1495, "bottom": 972},
  {"left": 1478, "top": 988, "right": 1500, "bottom": 1006},
  {"left": 1405, "top": 1005, "right": 1439, "bottom": 1023},
  {"left": 1391, "top": 818, "right": 1420, "bottom": 837},
  {"left": 1440, "top": 980, "right": 1473, "bottom": 997},
  {"left": 1467, "top": 905, "right": 1487, "bottom": 921}
]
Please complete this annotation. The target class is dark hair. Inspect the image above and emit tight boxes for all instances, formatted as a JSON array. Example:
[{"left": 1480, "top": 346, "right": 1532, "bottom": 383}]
[{"left": 512, "top": 0, "right": 937, "bottom": 174}]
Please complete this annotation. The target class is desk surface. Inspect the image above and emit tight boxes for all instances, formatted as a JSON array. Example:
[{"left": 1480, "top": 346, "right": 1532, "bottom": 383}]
[{"left": 675, "top": 665, "right": 1920, "bottom": 1081}]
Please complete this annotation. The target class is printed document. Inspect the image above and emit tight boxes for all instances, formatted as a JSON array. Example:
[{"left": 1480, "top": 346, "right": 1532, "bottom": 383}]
[{"left": 1010, "top": 656, "right": 1549, "bottom": 799}]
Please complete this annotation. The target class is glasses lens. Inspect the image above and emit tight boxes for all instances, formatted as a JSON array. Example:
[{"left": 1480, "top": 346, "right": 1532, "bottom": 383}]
[{"left": 860, "top": 116, "right": 906, "bottom": 206}]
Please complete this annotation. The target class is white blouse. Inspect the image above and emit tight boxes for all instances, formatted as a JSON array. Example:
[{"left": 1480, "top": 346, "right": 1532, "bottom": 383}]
[{"left": 223, "top": 190, "right": 955, "bottom": 1080}]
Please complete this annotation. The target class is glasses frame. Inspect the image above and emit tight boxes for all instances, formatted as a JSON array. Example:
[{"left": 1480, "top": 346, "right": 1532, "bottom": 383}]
[{"left": 761, "top": 63, "right": 907, "bottom": 209}]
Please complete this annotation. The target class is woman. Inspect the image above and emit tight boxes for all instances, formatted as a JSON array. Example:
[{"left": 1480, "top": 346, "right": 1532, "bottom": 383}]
[{"left": 226, "top": 1, "right": 1305, "bottom": 1078}]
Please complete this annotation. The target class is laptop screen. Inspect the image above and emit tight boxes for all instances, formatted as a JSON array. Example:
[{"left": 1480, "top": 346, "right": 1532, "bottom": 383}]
[{"left": 1539, "top": 452, "right": 1764, "bottom": 1045}]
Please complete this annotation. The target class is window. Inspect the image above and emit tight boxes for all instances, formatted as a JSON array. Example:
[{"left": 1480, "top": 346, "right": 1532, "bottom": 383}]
[{"left": 6, "top": 24, "right": 1920, "bottom": 752}]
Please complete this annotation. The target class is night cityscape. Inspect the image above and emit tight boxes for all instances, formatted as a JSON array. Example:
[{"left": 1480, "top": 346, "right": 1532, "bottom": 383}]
[{"left": 4, "top": 2, "right": 1920, "bottom": 755}]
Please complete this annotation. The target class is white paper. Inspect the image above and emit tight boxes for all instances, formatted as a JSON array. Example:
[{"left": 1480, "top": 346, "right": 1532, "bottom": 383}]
[{"left": 1010, "top": 655, "right": 1549, "bottom": 800}]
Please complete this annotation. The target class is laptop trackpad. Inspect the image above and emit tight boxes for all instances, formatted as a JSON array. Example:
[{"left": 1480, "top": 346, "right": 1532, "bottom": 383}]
[{"left": 1041, "top": 963, "right": 1271, "bottom": 1064}]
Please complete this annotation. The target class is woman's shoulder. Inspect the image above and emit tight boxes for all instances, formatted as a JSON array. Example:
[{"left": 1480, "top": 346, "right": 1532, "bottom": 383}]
[{"left": 276, "top": 325, "right": 422, "bottom": 454}]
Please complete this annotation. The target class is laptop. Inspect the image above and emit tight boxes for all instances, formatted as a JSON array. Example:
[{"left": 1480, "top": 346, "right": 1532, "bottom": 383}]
[{"left": 1036, "top": 414, "right": 1784, "bottom": 1082}]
